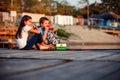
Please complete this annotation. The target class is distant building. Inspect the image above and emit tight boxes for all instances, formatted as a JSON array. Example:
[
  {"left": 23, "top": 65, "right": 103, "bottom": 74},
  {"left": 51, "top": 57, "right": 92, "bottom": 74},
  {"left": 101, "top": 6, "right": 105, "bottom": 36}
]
[
  {"left": 90, "top": 12, "right": 120, "bottom": 28},
  {"left": 54, "top": 15, "right": 73, "bottom": 26}
]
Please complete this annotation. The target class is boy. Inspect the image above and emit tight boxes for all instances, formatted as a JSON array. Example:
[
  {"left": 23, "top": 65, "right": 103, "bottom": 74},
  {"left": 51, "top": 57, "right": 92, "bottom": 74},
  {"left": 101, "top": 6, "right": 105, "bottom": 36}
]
[{"left": 38, "top": 17, "right": 60, "bottom": 45}]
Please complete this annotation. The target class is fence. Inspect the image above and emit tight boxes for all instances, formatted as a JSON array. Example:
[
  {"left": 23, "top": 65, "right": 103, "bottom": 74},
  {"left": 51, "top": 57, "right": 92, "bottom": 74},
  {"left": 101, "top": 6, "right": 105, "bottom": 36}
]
[{"left": 0, "top": 27, "right": 17, "bottom": 49}]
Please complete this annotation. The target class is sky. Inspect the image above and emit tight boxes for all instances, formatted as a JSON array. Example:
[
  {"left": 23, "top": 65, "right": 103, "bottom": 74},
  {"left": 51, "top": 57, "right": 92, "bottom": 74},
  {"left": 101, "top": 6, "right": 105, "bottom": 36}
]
[{"left": 59, "top": 0, "right": 102, "bottom": 8}]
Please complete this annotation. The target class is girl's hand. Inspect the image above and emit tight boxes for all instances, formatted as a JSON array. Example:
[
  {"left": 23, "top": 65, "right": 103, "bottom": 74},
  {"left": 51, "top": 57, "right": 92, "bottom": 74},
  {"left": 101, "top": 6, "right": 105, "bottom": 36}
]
[
  {"left": 28, "top": 24, "right": 37, "bottom": 29},
  {"left": 31, "top": 24, "right": 37, "bottom": 30},
  {"left": 33, "top": 26, "right": 37, "bottom": 30}
]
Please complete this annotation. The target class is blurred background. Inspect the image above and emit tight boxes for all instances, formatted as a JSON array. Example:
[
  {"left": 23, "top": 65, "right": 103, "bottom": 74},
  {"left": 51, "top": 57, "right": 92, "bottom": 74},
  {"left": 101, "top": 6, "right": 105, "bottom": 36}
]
[{"left": 0, "top": 0, "right": 120, "bottom": 49}]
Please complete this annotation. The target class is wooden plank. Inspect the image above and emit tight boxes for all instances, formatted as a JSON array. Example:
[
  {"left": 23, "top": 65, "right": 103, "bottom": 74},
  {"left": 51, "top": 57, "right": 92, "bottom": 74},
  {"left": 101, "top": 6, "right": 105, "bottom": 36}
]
[
  {"left": 102, "top": 70, "right": 120, "bottom": 80},
  {"left": 0, "top": 51, "right": 112, "bottom": 60},
  {"left": 96, "top": 54, "right": 120, "bottom": 61},
  {"left": 0, "top": 50, "right": 117, "bottom": 60},
  {"left": 0, "top": 49, "right": 120, "bottom": 80},
  {"left": 1, "top": 61, "right": 120, "bottom": 80},
  {"left": 0, "top": 42, "right": 17, "bottom": 49},
  {"left": 0, "top": 59, "right": 64, "bottom": 76}
]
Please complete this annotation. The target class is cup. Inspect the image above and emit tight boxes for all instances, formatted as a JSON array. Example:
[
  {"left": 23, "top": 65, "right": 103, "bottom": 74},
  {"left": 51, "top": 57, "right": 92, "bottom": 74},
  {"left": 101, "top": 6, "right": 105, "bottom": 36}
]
[{"left": 47, "top": 25, "right": 51, "bottom": 30}]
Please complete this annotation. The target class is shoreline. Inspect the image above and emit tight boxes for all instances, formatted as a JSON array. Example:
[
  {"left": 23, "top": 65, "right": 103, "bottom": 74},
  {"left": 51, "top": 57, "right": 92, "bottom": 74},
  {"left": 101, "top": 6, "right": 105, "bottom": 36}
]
[
  {"left": 66, "top": 42, "right": 120, "bottom": 45},
  {"left": 64, "top": 41, "right": 120, "bottom": 49}
]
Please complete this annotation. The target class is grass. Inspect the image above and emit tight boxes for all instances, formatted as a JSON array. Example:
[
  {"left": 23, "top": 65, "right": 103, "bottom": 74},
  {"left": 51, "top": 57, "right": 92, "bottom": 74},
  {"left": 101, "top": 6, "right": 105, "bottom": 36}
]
[{"left": 57, "top": 28, "right": 72, "bottom": 40}]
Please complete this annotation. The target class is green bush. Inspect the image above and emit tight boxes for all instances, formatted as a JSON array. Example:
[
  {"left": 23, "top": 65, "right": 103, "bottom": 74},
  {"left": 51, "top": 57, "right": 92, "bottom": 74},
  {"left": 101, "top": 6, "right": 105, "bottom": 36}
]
[{"left": 57, "top": 29, "right": 71, "bottom": 39}]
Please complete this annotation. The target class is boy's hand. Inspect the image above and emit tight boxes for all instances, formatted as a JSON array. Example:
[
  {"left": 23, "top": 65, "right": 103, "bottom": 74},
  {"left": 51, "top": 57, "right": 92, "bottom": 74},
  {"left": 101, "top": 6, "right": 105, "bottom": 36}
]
[{"left": 44, "top": 26, "right": 49, "bottom": 31}]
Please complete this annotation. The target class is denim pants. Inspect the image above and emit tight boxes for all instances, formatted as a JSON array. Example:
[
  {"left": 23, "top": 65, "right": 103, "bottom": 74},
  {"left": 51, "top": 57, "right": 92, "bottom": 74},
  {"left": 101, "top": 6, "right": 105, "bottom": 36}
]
[{"left": 21, "top": 33, "right": 43, "bottom": 50}]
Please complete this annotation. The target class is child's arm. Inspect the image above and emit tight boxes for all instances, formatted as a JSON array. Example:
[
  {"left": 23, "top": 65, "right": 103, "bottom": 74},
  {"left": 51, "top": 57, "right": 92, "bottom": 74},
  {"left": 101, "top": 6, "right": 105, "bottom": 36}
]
[
  {"left": 29, "top": 25, "right": 40, "bottom": 34},
  {"left": 29, "top": 28, "right": 40, "bottom": 34},
  {"left": 42, "top": 27, "right": 48, "bottom": 41}
]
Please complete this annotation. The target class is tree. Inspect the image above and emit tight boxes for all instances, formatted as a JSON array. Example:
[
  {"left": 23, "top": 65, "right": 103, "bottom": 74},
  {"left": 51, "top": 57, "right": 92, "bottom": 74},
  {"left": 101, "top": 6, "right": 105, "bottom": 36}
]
[
  {"left": 101, "top": 0, "right": 120, "bottom": 15},
  {"left": 78, "top": 0, "right": 90, "bottom": 25},
  {"left": 56, "top": 0, "right": 74, "bottom": 15},
  {"left": 89, "top": 1, "right": 107, "bottom": 14},
  {"left": 0, "top": 0, "right": 20, "bottom": 12},
  {"left": 39, "top": 0, "right": 57, "bottom": 15},
  {"left": 0, "top": 0, "right": 78, "bottom": 16},
  {"left": 22, "top": 0, "right": 40, "bottom": 12},
  {"left": 0, "top": 0, "right": 10, "bottom": 11}
]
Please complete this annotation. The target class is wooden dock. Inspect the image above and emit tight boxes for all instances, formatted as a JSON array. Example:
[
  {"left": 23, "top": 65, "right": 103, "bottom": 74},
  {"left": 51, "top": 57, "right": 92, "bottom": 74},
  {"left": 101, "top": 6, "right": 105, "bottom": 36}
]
[
  {"left": 100, "top": 29, "right": 120, "bottom": 36},
  {"left": 0, "top": 49, "right": 120, "bottom": 80}
]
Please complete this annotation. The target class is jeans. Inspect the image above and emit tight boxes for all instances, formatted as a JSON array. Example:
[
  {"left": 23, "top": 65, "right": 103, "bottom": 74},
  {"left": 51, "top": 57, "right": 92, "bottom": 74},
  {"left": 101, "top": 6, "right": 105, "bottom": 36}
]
[{"left": 21, "top": 33, "right": 43, "bottom": 50}]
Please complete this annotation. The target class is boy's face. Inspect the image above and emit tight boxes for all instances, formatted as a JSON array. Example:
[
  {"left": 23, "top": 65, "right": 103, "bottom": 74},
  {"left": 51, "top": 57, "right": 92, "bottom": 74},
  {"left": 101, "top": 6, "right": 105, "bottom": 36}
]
[{"left": 40, "top": 20, "right": 49, "bottom": 28}]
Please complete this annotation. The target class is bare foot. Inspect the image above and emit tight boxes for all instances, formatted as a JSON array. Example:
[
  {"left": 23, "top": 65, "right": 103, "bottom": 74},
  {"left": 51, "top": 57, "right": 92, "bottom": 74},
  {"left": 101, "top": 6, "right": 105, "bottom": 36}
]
[
  {"left": 36, "top": 43, "right": 55, "bottom": 51},
  {"left": 48, "top": 45, "right": 55, "bottom": 50},
  {"left": 36, "top": 43, "right": 49, "bottom": 50},
  {"left": 40, "top": 45, "right": 49, "bottom": 50}
]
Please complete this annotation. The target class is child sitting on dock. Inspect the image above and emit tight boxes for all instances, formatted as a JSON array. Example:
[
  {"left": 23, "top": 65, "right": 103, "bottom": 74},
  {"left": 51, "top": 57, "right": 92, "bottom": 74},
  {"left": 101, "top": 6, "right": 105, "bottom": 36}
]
[
  {"left": 38, "top": 17, "right": 61, "bottom": 46},
  {"left": 15, "top": 15, "right": 52, "bottom": 50}
]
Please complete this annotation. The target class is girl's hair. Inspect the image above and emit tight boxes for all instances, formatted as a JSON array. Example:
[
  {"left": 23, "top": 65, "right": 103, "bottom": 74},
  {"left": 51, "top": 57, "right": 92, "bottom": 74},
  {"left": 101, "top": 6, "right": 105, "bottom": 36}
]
[
  {"left": 15, "top": 15, "right": 32, "bottom": 39},
  {"left": 39, "top": 17, "right": 49, "bottom": 25}
]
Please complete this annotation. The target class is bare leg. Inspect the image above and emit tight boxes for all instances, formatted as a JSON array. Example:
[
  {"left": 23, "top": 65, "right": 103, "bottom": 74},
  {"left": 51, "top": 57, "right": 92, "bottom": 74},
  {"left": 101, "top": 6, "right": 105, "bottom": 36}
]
[
  {"left": 36, "top": 43, "right": 55, "bottom": 50},
  {"left": 36, "top": 43, "right": 49, "bottom": 50}
]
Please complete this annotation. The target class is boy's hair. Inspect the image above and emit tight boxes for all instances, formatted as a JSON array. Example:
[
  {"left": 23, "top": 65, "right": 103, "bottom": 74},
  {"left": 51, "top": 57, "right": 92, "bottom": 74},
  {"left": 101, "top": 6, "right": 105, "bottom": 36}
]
[{"left": 39, "top": 17, "right": 49, "bottom": 24}]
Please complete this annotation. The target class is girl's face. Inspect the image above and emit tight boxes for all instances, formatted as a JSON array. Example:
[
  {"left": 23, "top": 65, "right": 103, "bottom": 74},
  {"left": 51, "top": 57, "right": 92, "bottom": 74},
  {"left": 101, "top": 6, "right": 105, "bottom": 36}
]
[
  {"left": 41, "top": 20, "right": 49, "bottom": 28},
  {"left": 24, "top": 19, "right": 32, "bottom": 26}
]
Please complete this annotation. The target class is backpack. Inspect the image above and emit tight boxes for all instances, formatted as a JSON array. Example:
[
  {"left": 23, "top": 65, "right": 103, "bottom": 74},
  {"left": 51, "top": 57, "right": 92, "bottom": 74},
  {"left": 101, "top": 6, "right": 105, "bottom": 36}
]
[{"left": 47, "top": 30, "right": 61, "bottom": 45}]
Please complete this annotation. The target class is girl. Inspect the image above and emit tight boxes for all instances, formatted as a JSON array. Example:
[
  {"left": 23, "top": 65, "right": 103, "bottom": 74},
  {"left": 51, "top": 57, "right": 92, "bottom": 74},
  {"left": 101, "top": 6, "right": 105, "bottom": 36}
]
[{"left": 15, "top": 15, "right": 49, "bottom": 50}]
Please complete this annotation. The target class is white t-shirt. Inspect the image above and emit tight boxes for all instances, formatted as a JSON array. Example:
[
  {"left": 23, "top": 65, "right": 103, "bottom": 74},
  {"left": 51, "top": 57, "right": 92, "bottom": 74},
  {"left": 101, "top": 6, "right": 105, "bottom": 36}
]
[{"left": 16, "top": 25, "right": 32, "bottom": 49}]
